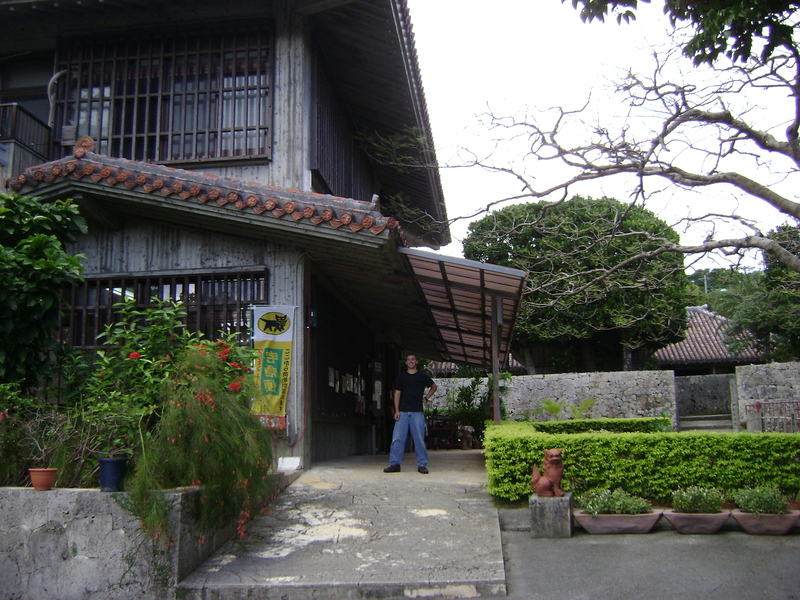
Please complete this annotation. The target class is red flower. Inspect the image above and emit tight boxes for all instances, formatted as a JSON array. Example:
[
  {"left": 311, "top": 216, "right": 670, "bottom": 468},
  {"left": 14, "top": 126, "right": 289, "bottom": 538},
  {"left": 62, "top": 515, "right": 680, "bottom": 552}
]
[
  {"left": 229, "top": 381, "right": 243, "bottom": 392},
  {"left": 129, "top": 351, "right": 142, "bottom": 359}
]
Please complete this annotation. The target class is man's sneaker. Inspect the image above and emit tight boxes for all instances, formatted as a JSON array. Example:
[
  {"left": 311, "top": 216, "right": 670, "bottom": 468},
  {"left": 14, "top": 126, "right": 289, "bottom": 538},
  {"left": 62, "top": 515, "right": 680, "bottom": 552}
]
[
  {"left": 417, "top": 466, "right": 429, "bottom": 474},
  {"left": 383, "top": 464, "right": 401, "bottom": 473}
]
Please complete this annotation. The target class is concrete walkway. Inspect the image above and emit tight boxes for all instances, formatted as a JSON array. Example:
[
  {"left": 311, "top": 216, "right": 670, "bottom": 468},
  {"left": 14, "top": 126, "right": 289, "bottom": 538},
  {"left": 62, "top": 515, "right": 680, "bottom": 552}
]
[
  {"left": 178, "top": 450, "right": 800, "bottom": 600},
  {"left": 178, "top": 450, "right": 505, "bottom": 600}
]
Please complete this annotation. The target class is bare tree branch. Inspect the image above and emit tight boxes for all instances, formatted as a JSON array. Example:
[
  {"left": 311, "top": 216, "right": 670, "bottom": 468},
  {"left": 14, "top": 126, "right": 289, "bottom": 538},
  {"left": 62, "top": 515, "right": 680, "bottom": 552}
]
[{"left": 460, "top": 40, "right": 800, "bottom": 273}]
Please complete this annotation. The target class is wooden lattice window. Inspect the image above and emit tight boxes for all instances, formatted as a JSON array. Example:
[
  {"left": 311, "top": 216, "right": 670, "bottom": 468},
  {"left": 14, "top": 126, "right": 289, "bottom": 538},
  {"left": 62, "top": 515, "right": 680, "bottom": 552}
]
[
  {"left": 53, "top": 27, "right": 273, "bottom": 163},
  {"left": 59, "top": 270, "right": 268, "bottom": 350}
]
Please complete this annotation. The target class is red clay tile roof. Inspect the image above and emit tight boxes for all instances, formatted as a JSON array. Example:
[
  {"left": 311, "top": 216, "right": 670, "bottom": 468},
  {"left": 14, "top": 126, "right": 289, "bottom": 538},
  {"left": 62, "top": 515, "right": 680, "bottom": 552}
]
[
  {"left": 654, "top": 306, "right": 761, "bottom": 366},
  {"left": 4, "top": 138, "right": 405, "bottom": 243}
]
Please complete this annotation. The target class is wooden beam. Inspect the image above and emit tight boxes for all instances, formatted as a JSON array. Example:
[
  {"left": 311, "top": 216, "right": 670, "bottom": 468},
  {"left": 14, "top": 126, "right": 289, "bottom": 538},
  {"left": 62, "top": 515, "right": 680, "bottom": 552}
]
[
  {"left": 491, "top": 295, "right": 502, "bottom": 424},
  {"left": 294, "top": 0, "right": 356, "bottom": 16}
]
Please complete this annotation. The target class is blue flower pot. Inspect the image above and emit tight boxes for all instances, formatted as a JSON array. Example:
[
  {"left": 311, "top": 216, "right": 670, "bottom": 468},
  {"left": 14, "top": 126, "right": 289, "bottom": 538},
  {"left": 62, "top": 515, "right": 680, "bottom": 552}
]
[{"left": 98, "top": 457, "right": 128, "bottom": 492}]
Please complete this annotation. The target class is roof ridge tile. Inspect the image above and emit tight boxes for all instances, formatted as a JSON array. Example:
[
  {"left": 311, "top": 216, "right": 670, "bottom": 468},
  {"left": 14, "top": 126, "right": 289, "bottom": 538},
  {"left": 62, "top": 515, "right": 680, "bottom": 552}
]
[{"left": 4, "top": 144, "right": 404, "bottom": 243}]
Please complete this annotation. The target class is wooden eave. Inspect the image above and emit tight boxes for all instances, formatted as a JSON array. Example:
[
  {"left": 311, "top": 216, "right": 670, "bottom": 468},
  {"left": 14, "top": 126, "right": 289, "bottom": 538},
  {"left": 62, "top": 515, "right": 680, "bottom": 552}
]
[{"left": 5, "top": 149, "right": 523, "bottom": 367}]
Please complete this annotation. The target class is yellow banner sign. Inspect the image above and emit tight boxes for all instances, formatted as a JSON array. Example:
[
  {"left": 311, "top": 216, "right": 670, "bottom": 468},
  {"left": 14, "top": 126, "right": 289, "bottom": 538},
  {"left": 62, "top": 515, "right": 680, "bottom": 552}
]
[{"left": 250, "top": 306, "right": 295, "bottom": 429}]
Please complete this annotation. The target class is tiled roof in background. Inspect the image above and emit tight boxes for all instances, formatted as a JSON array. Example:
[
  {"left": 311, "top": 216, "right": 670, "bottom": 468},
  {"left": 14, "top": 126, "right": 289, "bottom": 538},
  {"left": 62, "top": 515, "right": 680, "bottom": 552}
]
[
  {"left": 427, "top": 354, "right": 528, "bottom": 378},
  {"left": 654, "top": 306, "right": 761, "bottom": 366}
]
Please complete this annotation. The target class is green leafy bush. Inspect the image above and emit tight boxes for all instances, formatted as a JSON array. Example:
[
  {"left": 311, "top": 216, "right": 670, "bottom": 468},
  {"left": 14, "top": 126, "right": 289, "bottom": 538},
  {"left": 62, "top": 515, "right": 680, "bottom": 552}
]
[
  {"left": 442, "top": 373, "right": 508, "bottom": 442},
  {"left": 578, "top": 488, "right": 652, "bottom": 516},
  {"left": 522, "top": 416, "right": 672, "bottom": 434},
  {"left": 672, "top": 486, "right": 726, "bottom": 513},
  {"left": 126, "top": 334, "right": 275, "bottom": 541},
  {"left": 732, "top": 486, "right": 789, "bottom": 515},
  {"left": 2, "top": 298, "right": 276, "bottom": 542},
  {"left": 0, "top": 193, "right": 86, "bottom": 386},
  {"left": 483, "top": 422, "right": 800, "bottom": 502},
  {"left": 532, "top": 398, "right": 565, "bottom": 421},
  {"left": 567, "top": 399, "right": 595, "bottom": 420},
  {"left": 86, "top": 297, "right": 196, "bottom": 410},
  {"left": 0, "top": 381, "right": 142, "bottom": 487}
]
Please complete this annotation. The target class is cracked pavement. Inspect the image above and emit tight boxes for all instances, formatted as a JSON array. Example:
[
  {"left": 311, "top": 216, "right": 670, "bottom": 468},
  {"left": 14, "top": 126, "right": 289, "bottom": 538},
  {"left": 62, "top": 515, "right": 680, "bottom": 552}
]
[{"left": 178, "top": 450, "right": 506, "bottom": 599}]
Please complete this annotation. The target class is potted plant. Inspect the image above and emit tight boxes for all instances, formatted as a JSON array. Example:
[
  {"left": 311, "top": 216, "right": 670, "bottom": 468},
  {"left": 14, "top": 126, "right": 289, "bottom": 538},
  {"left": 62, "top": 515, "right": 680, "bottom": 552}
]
[
  {"left": 574, "top": 488, "right": 663, "bottom": 534},
  {"left": 19, "top": 407, "right": 70, "bottom": 490},
  {"left": 663, "top": 486, "right": 730, "bottom": 534},
  {"left": 731, "top": 486, "right": 800, "bottom": 535}
]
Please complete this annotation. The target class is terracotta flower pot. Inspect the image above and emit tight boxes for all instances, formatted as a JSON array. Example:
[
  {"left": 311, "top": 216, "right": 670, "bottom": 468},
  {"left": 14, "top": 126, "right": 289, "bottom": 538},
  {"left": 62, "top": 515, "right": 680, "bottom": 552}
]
[
  {"left": 731, "top": 509, "right": 800, "bottom": 535},
  {"left": 573, "top": 510, "right": 663, "bottom": 534},
  {"left": 29, "top": 468, "right": 58, "bottom": 491},
  {"left": 662, "top": 509, "right": 731, "bottom": 534}
]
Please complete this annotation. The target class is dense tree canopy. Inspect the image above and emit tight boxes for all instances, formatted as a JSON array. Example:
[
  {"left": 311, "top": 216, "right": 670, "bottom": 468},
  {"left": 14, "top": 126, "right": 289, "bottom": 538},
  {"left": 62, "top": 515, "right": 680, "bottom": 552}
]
[
  {"left": 0, "top": 193, "right": 86, "bottom": 386},
  {"left": 463, "top": 196, "right": 687, "bottom": 372},
  {"left": 722, "top": 226, "right": 800, "bottom": 360},
  {"left": 464, "top": 1, "right": 800, "bottom": 278},
  {"left": 568, "top": 0, "right": 800, "bottom": 64}
]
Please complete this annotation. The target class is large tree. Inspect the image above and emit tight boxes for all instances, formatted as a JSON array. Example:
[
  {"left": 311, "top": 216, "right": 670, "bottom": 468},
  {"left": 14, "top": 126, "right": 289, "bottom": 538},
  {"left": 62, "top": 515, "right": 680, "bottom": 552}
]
[
  {"left": 463, "top": 196, "right": 687, "bottom": 372},
  {"left": 722, "top": 225, "right": 800, "bottom": 361},
  {"left": 463, "top": 3, "right": 800, "bottom": 277},
  {"left": 568, "top": 0, "right": 799, "bottom": 65},
  {"left": 0, "top": 193, "right": 86, "bottom": 386}
]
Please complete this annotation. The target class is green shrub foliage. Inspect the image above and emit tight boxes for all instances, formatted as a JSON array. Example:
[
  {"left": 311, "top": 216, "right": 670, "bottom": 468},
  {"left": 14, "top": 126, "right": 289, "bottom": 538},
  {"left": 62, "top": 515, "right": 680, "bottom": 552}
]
[
  {"left": 1, "top": 297, "right": 275, "bottom": 543},
  {"left": 672, "top": 486, "right": 726, "bottom": 513},
  {"left": 578, "top": 488, "right": 652, "bottom": 516},
  {"left": 523, "top": 416, "right": 672, "bottom": 434},
  {"left": 0, "top": 193, "right": 86, "bottom": 386},
  {"left": 732, "top": 486, "right": 789, "bottom": 515},
  {"left": 484, "top": 422, "right": 800, "bottom": 502}
]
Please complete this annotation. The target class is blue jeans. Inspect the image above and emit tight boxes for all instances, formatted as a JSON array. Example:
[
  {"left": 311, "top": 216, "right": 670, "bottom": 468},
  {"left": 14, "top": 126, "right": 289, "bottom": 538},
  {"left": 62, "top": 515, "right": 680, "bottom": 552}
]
[{"left": 389, "top": 411, "right": 428, "bottom": 467}]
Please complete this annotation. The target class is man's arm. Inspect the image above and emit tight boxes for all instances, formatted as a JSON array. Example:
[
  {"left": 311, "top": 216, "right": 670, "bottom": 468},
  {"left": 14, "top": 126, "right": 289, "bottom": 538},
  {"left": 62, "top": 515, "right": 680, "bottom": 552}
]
[
  {"left": 425, "top": 382, "right": 437, "bottom": 403},
  {"left": 393, "top": 389, "right": 401, "bottom": 421}
]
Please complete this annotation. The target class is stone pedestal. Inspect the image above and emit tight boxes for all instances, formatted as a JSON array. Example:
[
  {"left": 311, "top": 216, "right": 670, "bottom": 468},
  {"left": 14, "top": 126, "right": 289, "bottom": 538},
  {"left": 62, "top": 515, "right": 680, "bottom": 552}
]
[{"left": 529, "top": 492, "right": 573, "bottom": 538}]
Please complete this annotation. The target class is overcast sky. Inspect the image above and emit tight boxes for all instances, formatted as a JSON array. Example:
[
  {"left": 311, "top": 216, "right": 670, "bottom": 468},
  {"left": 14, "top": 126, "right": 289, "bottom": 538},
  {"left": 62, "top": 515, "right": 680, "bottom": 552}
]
[{"left": 405, "top": 0, "right": 788, "bottom": 270}]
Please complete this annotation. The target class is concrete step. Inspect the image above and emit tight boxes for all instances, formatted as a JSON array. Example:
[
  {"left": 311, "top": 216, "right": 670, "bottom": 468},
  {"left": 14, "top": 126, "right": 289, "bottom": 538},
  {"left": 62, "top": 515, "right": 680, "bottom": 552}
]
[{"left": 679, "top": 414, "right": 734, "bottom": 432}]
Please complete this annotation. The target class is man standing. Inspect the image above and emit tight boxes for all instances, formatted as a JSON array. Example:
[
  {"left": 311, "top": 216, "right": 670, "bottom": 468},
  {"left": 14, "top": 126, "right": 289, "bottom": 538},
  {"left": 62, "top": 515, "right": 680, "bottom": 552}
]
[{"left": 384, "top": 354, "right": 437, "bottom": 474}]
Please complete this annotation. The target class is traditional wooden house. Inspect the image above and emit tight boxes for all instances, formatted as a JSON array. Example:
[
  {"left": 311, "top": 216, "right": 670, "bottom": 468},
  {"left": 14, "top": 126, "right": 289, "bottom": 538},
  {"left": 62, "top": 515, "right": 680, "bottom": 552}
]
[{"left": 1, "top": 0, "right": 526, "bottom": 466}]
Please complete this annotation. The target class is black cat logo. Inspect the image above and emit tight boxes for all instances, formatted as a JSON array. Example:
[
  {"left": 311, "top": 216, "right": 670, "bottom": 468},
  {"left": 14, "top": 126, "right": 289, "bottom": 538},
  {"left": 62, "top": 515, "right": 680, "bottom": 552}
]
[{"left": 258, "top": 312, "right": 290, "bottom": 335}]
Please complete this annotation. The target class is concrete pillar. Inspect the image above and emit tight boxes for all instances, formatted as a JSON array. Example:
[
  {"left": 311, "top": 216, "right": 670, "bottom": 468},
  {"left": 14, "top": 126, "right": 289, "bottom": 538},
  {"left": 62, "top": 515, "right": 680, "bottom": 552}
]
[{"left": 529, "top": 493, "right": 573, "bottom": 538}]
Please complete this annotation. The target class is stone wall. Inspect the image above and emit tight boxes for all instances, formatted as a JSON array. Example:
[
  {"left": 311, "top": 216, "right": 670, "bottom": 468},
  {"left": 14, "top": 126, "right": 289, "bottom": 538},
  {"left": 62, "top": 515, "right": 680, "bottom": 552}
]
[
  {"left": 675, "top": 374, "right": 734, "bottom": 417},
  {"left": 0, "top": 472, "right": 299, "bottom": 600},
  {"left": 733, "top": 362, "right": 800, "bottom": 429},
  {"left": 0, "top": 488, "right": 228, "bottom": 600},
  {"left": 433, "top": 370, "right": 677, "bottom": 425}
]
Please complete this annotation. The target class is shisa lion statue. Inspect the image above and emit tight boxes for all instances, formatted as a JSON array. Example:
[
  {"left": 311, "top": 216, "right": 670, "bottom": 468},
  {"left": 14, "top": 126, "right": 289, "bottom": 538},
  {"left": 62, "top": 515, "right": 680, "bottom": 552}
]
[{"left": 530, "top": 448, "right": 565, "bottom": 497}]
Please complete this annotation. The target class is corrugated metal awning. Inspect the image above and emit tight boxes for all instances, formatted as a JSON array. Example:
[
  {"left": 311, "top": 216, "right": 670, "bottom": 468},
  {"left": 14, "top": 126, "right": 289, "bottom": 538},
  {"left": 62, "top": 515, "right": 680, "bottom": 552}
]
[{"left": 398, "top": 247, "right": 527, "bottom": 370}]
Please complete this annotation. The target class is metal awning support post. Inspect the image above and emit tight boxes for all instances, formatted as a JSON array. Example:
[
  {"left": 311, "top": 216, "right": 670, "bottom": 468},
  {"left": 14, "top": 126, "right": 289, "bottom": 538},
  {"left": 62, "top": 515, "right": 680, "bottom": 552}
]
[{"left": 491, "top": 295, "right": 503, "bottom": 424}]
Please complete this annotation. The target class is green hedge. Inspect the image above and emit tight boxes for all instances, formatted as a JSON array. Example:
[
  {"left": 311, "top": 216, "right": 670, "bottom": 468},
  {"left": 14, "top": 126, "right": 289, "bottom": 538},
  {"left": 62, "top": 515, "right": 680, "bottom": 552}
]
[
  {"left": 521, "top": 416, "right": 672, "bottom": 434},
  {"left": 484, "top": 421, "right": 800, "bottom": 502}
]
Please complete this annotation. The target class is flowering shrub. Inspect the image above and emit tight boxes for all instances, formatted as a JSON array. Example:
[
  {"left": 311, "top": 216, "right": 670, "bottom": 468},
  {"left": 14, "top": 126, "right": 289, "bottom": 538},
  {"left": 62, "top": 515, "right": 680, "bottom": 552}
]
[
  {"left": 88, "top": 297, "right": 195, "bottom": 410},
  {"left": 578, "top": 488, "right": 652, "bottom": 516},
  {"left": 127, "top": 334, "right": 275, "bottom": 540},
  {"left": 732, "top": 486, "right": 789, "bottom": 515},
  {"left": 2, "top": 297, "right": 275, "bottom": 541},
  {"left": 671, "top": 486, "right": 726, "bottom": 514}
]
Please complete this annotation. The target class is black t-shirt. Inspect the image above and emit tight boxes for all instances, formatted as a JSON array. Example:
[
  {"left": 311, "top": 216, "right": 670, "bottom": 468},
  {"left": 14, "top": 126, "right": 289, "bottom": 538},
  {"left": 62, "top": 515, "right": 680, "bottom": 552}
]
[{"left": 394, "top": 370, "right": 434, "bottom": 412}]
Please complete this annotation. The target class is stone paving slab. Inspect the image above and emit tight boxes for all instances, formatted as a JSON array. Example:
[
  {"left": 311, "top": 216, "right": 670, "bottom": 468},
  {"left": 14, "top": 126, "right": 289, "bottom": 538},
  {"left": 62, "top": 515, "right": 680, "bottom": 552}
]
[{"left": 177, "top": 451, "right": 506, "bottom": 600}]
